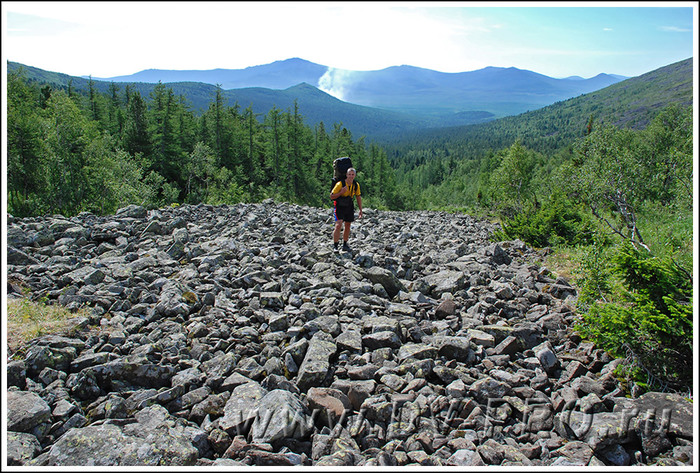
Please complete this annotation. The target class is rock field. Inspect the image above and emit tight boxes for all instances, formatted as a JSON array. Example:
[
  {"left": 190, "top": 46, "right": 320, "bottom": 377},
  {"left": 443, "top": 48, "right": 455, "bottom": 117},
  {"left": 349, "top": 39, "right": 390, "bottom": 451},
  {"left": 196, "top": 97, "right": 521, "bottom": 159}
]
[{"left": 5, "top": 201, "right": 694, "bottom": 467}]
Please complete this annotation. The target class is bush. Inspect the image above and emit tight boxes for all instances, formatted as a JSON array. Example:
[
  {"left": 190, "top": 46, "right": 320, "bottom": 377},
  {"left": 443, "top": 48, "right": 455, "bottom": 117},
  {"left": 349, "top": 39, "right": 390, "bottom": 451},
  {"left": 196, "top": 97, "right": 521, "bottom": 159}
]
[
  {"left": 613, "top": 242, "right": 692, "bottom": 311},
  {"left": 495, "top": 194, "right": 596, "bottom": 248},
  {"left": 575, "top": 243, "right": 693, "bottom": 391}
]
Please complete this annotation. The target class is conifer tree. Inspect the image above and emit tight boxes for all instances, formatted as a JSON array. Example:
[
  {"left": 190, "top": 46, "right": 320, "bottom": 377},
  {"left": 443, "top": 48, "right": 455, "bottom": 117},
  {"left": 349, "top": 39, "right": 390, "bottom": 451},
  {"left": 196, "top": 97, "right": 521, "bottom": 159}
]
[
  {"left": 263, "top": 107, "right": 285, "bottom": 188},
  {"left": 122, "top": 90, "right": 151, "bottom": 159},
  {"left": 148, "top": 82, "right": 182, "bottom": 192},
  {"left": 7, "top": 71, "right": 46, "bottom": 216},
  {"left": 42, "top": 90, "right": 97, "bottom": 215}
]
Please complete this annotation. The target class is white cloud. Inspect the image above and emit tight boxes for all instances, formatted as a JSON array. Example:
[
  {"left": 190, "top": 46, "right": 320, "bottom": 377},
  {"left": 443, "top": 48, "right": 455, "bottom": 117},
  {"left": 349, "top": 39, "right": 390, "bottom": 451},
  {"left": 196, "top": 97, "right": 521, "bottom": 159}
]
[{"left": 659, "top": 25, "right": 691, "bottom": 33}]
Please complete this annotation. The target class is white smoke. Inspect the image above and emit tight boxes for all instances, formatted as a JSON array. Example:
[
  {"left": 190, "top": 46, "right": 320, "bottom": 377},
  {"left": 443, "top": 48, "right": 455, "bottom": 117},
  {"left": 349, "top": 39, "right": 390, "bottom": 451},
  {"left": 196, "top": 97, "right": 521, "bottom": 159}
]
[{"left": 317, "top": 67, "right": 356, "bottom": 102}]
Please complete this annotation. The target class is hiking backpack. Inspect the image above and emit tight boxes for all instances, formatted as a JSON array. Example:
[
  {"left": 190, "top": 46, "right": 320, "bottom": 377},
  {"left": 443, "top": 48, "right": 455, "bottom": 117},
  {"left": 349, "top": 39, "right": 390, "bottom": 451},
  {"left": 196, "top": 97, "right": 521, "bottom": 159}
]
[
  {"left": 332, "top": 156, "right": 353, "bottom": 187},
  {"left": 331, "top": 156, "right": 355, "bottom": 202}
]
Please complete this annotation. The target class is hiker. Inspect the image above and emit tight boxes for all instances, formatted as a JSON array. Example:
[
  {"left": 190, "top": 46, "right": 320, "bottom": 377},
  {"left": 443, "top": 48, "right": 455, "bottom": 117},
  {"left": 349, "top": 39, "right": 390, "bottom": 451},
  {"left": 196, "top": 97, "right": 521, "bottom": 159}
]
[{"left": 330, "top": 167, "right": 363, "bottom": 251}]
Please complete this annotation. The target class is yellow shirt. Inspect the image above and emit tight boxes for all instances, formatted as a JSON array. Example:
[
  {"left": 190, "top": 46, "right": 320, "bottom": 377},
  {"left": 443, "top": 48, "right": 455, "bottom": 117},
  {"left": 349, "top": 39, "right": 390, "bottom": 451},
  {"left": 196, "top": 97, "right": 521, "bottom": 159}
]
[{"left": 332, "top": 180, "right": 361, "bottom": 198}]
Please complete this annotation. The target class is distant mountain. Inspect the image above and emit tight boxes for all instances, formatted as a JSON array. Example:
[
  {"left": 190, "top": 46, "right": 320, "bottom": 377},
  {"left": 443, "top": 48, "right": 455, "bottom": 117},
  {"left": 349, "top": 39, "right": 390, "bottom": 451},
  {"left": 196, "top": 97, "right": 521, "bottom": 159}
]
[
  {"left": 383, "top": 58, "right": 694, "bottom": 156},
  {"left": 100, "top": 58, "right": 328, "bottom": 90},
  {"left": 94, "top": 57, "right": 627, "bottom": 121},
  {"left": 7, "top": 61, "right": 437, "bottom": 139},
  {"left": 316, "top": 65, "right": 626, "bottom": 118},
  {"left": 8, "top": 58, "right": 687, "bottom": 145},
  {"left": 221, "top": 83, "right": 436, "bottom": 137}
]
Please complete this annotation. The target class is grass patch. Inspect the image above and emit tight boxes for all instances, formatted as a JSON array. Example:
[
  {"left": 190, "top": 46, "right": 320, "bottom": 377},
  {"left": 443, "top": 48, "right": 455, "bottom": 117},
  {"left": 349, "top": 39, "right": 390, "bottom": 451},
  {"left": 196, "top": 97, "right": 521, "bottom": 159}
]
[
  {"left": 6, "top": 297, "right": 90, "bottom": 359},
  {"left": 637, "top": 201, "right": 694, "bottom": 274},
  {"left": 543, "top": 247, "right": 581, "bottom": 282}
]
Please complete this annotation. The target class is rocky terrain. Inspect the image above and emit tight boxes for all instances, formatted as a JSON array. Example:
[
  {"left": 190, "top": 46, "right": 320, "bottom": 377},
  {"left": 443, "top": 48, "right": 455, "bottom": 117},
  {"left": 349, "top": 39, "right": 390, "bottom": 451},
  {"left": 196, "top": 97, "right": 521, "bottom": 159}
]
[{"left": 5, "top": 201, "right": 694, "bottom": 467}]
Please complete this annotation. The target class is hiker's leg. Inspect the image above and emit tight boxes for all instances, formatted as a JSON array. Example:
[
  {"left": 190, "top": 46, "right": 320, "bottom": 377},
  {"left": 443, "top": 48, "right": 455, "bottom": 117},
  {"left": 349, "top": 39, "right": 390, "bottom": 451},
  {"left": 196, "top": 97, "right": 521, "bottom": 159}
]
[
  {"left": 343, "top": 221, "right": 351, "bottom": 242},
  {"left": 333, "top": 220, "right": 343, "bottom": 243}
]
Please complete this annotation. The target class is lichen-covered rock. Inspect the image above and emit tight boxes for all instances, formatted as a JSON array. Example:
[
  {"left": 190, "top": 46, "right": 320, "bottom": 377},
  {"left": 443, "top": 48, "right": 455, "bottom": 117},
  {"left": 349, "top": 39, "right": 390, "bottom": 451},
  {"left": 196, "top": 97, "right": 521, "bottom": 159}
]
[
  {"left": 219, "top": 381, "right": 268, "bottom": 436},
  {"left": 613, "top": 392, "right": 694, "bottom": 440},
  {"left": 250, "top": 389, "right": 312, "bottom": 444},
  {"left": 7, "top": 431, "right": 42, "bottom": 465},
  {"left": 554, "top": 410, "right": 637, "bottom": 452},
  {"left": 7, "top": 390, "right": 51, "bottom": 433},
  {"left": 7, "top": 360, "right": 27, "bottom": 389},
  {"left": 362, "top": 266, "right": 406, "bottom": 298},
  {"left": 296, "top": 331, "right": 337, "bottom": 391},
  {"left": 29, "top": 405, "right": 199, "bottom": 466}
]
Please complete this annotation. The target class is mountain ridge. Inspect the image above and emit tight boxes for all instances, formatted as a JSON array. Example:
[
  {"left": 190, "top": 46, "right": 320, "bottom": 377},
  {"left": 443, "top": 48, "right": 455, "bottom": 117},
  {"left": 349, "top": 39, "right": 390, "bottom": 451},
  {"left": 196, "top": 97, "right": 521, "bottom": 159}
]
[
  {"left": 93, "top": 57, "right": 623, "bottom": 86},
  {"left": 382, "top": 57, "right": 694, "bottom": 156},
  {"left": 7, "top": 57, "right": 691, "bottom": 143},
  {"left": 90, "top": 57, "right": 627, "bottom": 119},
  {"left": 7, "top": 60, "right": 439, "bottom": 138}
]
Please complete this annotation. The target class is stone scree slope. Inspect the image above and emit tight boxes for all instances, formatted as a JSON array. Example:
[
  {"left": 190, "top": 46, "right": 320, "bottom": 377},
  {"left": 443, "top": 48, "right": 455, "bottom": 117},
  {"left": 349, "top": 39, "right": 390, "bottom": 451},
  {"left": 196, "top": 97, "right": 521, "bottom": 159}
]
[{"left": 5, "top": 201, "right": 694, "bottom": 467}]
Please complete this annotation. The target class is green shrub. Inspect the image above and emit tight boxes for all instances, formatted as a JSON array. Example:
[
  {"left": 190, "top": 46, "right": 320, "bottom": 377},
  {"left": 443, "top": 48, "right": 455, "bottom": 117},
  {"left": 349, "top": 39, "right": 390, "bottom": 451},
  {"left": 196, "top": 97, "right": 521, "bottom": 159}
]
[
  {"left": 613, "top": 241, "right": 692, "bottom": 311},
  {"left": 495, "top": 194, "right": 596, "bottom": 248},
  {"left": 579, "top": 296, "right": 692, "bottom": 390},
  {"left": 574, "top": 233, "right": 616, "bottom": 306},
  {"left": 575, "top": 243, "right": 693, "bottom": 391}
]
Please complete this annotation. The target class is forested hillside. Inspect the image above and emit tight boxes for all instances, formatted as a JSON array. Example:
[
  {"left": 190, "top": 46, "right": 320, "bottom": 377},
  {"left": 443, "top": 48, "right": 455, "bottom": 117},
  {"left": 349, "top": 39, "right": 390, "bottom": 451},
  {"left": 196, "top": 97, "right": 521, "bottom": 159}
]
[
  {"left": 6, "top": 62, "right": 437, "bottom": 139},
  {"left": 5, "top": 59, "right": 628, "bottom": 136},
  {"left": 6, "top": 68, "right": 400, "bottom": 219},
  {"left": 383, "top": 58, "right": 692, "bottom": 195}
]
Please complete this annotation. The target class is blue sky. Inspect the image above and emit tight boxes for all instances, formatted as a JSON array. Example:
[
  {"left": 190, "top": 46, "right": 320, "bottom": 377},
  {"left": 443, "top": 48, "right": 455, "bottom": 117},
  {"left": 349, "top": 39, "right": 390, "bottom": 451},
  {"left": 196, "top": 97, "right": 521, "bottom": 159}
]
[{"left": 2, "top": 2, "right": 696, "bottom": 79}]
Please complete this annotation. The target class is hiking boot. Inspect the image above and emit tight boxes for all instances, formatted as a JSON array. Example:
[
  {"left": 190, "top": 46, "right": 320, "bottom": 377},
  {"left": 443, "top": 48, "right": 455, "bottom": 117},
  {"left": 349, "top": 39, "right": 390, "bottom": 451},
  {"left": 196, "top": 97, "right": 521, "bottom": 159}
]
[
  {"left": 333, "top": 241, "right": 340, "bottom": 251},
  {"left": 342, "top": 242, "right": 351, "bottom": 252}
]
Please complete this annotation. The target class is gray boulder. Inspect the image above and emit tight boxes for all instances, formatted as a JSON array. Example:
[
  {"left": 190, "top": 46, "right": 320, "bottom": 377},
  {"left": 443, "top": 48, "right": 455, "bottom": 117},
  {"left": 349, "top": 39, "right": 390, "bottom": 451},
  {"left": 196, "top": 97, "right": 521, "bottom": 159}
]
[
  {"left": 31, "top": 405, "right": 198, "bottom": 466},
  {"left": 7, "top": 390, "right": 51, "bottom": 433},
  {"left": 7, "top": 431, "right": 42, "bottom": 466},
  {"left": 297, "top": 331, "right": 337, "bottom": 391},
  {"left": 250, "top": 389, "right": 312, "bottom": 444},
  {"left": 219, "top": 381, "right": 268, "bottom": 436}
]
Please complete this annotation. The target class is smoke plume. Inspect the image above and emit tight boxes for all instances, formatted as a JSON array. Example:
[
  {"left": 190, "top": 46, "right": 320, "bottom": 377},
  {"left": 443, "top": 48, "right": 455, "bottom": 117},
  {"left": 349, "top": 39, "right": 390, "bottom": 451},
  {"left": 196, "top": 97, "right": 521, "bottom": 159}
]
[{"left": 317, "top": 67, "right": 356, "bottom": 102}]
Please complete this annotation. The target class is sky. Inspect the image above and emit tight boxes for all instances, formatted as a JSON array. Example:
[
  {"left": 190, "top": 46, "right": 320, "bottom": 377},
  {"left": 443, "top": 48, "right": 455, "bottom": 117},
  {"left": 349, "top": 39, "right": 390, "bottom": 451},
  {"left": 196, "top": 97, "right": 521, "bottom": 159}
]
[{"left": 1, "top": 1, "right": 696, "bottom": 80}]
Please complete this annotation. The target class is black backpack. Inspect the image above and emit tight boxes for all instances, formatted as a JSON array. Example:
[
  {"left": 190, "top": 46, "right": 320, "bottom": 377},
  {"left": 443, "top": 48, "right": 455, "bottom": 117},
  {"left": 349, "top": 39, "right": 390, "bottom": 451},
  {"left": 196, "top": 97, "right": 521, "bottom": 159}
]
[
  {"left": 331, "top": 157, "right": 353, "bottom": 190},
  {"left": 331, "top": 157, "right": 356, "bottom": 205}
]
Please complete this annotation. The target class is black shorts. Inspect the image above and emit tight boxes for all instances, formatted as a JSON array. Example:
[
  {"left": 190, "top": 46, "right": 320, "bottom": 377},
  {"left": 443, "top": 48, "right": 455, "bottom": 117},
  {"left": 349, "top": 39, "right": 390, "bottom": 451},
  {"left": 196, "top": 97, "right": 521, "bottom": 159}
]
[{"left": 334, "top": 203, "right": 354, "bottom": 222}]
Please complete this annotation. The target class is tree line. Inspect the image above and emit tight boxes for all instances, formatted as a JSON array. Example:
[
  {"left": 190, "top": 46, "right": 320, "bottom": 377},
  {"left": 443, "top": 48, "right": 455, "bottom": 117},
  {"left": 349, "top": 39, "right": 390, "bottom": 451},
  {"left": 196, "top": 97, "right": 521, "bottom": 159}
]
[{"left": 7, "top": 69, "right": 400, "bottom": 218}]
